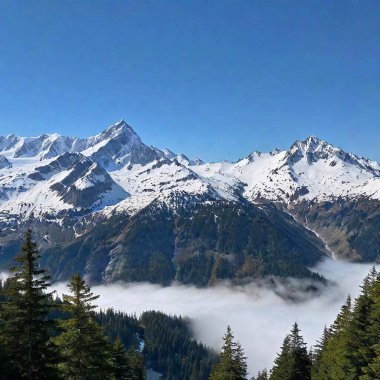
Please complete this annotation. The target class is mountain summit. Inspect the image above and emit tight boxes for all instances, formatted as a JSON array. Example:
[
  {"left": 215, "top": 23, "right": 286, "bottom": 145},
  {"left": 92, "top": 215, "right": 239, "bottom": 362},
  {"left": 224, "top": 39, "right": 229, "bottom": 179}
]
[{"left": 0, "top": 120, "right": 379, "bottom": 284}]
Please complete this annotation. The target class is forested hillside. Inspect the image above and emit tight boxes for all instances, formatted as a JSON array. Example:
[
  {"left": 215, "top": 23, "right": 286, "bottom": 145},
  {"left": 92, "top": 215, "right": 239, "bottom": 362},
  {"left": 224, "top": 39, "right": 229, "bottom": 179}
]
[
  {"left": 2, "top": 230, "right": 380, "bottom": 380},
  {"left": 0, "top": 230, "right": 217, "bottom": 380}
]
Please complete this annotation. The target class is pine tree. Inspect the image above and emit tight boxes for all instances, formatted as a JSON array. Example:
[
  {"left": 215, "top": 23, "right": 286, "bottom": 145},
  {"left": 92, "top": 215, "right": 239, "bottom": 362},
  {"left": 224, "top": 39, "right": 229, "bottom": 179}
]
[
  {"left": 346, "top": 273, "right": 376, "bottom": 379},
  {"left": 271, "top": 334, "right": 294, "bottom": 380},
  {"left": 209, "top": 325, "right": 247, "bottom": 380},
  {"left": 0, "top": 229, "right": 58, "bottom": 379},
  {"left": 312, "top": 295, "right": 353, "bottom": 380},
  {"left": 310, "top": 326, "right": 331, "bottom": 379},
  {"left": 111, "top": 338, "right": 145, "bottom": 380},
  {"left": 360, "top": 269, "right": 380, "bottom": 379},
  {"left": 271, "top": 322, "right": 311, "bottom": 380},
  {"left": 112, "top": 337, "right": 130, "bottom": 380},
  {"left": 54, "top": 274, "right": 113, "bottom": 380},
  {"left": 360, "top": 344, "right": 380, "bottom": 380},
  {"left": 125, "top": 345, "right": 146, "bottom": 380},
  {"left": 254, "top": 368, "right": 268, "bottom": 379},
  {"left": 289, "top": 322, "right": 312, "bottom": 379}
]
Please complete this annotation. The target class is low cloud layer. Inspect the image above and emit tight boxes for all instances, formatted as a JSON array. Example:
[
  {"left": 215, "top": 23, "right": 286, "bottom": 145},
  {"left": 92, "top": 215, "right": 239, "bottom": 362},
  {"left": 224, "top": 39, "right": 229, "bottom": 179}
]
[{"left": 50, "top": 259, "right": 377, "bottom": 376}]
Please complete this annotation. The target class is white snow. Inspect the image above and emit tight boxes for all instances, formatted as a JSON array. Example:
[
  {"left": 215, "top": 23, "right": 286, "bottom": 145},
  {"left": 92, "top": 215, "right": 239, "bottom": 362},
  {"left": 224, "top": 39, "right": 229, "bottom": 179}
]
[
  {"left": 193, "top": 137, "right": 380, "bottom": 204},
  {"left": 0, "top": 125, "right": 379, "bottom": 226}
]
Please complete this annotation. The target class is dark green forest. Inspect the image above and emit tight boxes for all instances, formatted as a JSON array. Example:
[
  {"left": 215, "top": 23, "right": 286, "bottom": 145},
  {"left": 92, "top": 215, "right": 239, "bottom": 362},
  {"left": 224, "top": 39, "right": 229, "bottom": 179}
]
[
  {"left": 6, "top": 201, "right": 326, "bottom": 286},
  {"left": 1, "top": 230, "right": 380, "bottom": 380},
  {"left": 0, "top": 230, "right": 217, "bottom": 380}
]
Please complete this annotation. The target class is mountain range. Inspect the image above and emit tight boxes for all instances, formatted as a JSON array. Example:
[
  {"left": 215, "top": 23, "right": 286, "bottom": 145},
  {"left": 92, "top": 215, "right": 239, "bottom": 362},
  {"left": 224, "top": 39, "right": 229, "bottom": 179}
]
[{"left": 0, "top": 120, "right": 379, "bottom": 285}]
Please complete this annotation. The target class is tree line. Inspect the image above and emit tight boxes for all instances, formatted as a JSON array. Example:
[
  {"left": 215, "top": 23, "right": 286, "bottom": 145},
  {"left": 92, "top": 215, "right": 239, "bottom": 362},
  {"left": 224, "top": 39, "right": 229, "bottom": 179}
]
[
  {"left": 2, "top": 229, "right": 380, "bottom": 379},
  {"left": 210, "top": 267, "right": 380, "bottom": 380},
  {"left": 0, "top": 230, "right": 218, "bottom": 380},
  {"left": 0, "top": 229, "right": 145, "bottom": 379}
]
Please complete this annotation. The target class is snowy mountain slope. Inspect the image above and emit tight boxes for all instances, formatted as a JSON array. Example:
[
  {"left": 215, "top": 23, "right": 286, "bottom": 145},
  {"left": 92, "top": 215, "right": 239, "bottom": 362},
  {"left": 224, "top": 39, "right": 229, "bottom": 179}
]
[
  {"left": 1, "top": 123, "right": 379, "bottom": 223},
  {"left": 0, "top": 120, "right": 160, "bottom": 167},
  {"left": 192, "top": 136, "right": 380, "bottom": 204},
  {"left": 0, "top": 151, "right": 128, "bottom": 226},
  {"left": 0, "top": 120, "right": 244, "bottom": 224},
  {"left": 189, "top": 137, "right": 380, "bottom": 262},
  {"left": 0, "top": 156, "right": 11, "bottom": 169},
  {"left": 81, "top": 120, "right": 162, "bottom": 170},
  {"left": 0, "top": 133, "right": 88, "bottom": 160},
  {"left": 0, "top": 120, "right": 380, "bottom": 269}
]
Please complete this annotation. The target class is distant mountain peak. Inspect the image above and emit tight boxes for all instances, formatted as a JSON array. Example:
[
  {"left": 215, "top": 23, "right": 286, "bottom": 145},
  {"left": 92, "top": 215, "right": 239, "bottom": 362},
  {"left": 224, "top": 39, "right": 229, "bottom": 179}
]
[
  {"left": 247, "top": 151, "right": 263, "bottom": 162},
  {"left": 97, "top": 119, "right": 138, "bottom": 140},
  {"left": 290, "top": 135, "right": 327, "bottom": 152},
  {"left": 285, "top": 135, "right": 342, "bottom": 166},
  {"left": 305, "top": 135, "right": 321, "bottom": 143}
]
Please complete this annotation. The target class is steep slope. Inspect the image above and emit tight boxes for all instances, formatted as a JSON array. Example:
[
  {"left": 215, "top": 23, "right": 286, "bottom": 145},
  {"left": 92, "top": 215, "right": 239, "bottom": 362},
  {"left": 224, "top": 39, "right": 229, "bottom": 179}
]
[
  {"left": 290, "top": 197, "right": 380, "bottom": 261},
  {"left": 0, "top": 119, "right": 160, "bottom": 166},
  {"left": 35, "top": 199, "right": 327, "bottom": 285},
  {"left": 0, "top": 152, "right": 128, "bottom": 226},
  {"left": 193, "top": 136, "right": 380, "bottom": 261},
  {"left": 193, "top": 136, "right": 380, "bottom": 204},
  {"left": 0, "top": 133, "right": 87, "bottom": 160},
  {"left": 0, "top": 121, "right": 379, "bottom": 285},
  {"left": 0, "top": 156, "right": 11, "bottom": 169},
  {"left": 0, "top": 120, "right": 242, "bottom": 230},
  {"left": 82, "top": 120, "right": 161, "bottom": 170}
]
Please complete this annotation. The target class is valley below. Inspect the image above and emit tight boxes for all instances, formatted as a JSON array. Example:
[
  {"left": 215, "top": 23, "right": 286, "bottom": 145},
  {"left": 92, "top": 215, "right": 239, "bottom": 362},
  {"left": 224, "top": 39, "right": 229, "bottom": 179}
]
[{"left": 50, "top": 258, "right": 378, "bottom": 376}]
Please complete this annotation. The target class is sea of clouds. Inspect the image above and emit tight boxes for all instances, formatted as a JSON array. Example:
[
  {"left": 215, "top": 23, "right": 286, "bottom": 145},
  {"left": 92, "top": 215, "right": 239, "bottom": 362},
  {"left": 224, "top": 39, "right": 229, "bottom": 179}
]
[
  {"left": 1, "top": 259, "right": 375, "bottom": 376},
  {"left": 50, "top": 258, "right": 377, "bottom": 376}
]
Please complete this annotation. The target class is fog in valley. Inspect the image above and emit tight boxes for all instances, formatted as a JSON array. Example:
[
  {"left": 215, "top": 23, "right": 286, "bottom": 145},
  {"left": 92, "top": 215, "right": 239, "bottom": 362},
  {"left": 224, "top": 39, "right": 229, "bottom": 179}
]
[{"left": 47, "top": 259, "right": 376, "bottom": 376}]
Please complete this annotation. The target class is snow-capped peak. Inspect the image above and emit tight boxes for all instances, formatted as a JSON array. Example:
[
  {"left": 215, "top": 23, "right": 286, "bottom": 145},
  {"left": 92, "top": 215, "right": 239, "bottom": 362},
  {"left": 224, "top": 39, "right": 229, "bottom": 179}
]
[
  {"left": 0, "top": 120, "right": 379, "bottom": 227},
  {"left": 82, "top": 120, "right": 159, "bottom": 170},
  {"left": 191, "top": 135, "right": 380, "bottom": 205},
  {"left": 288, "top": 136, "right": 334, "bottom": 156},
  {"left": 90, "top": 119, "right": 137, "bottom": 142}
]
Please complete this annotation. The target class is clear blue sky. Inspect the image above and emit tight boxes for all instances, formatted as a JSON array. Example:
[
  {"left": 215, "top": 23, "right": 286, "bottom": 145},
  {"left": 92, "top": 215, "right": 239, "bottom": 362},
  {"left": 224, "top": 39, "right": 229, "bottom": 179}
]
[{"left": 1, "top": 0, "right": 379, "bottom": 162}]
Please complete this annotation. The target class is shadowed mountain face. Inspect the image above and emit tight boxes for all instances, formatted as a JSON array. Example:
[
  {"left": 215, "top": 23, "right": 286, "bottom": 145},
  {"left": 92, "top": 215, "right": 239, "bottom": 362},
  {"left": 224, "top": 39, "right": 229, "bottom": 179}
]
[
  {"left": 0, "top": 120, "right": 379, "bottom": 285},
  {"left": 290, "top": 197, "right": 380, "bottom": 262},
  {"left": 0, "top": 156, "right": 11, "bottom": 169},
  {"left": 0, "top": 200, "right": 328, "bottom": 286}
]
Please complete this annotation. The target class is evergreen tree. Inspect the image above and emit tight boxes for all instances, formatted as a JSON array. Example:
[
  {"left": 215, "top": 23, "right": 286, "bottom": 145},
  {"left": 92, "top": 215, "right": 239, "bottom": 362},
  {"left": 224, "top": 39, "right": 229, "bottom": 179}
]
[
  {"left": 361, "top": 269, "right": 380, "bottom": 379},
  {"left": 310, "top": 272, "right": 380, "bottom": 380},
  {"left": 54, "top": 274, "right": 113, "bottom": 380},
  {"left": 345, "top": 273, "right": 376, "bottom": 379},
  {"left": 125, "top": 345, "right": 146, "bottom": 380},
  {"left": 310, "top": 326, "right": 331, "bottom": 380},
  {"left": 270, "top": 334, "right": 293, "bottom": 380},
  {"left": 0, "top": 229, "right": 58, "bottom": 379},
  {"left": 312, "top": 295, "right": 353, "bottom": 380},
  {"left": 111, "top": 338, "right": 145, "bottom": 380},
  {"left": 112, "top": 337, "right": 130, "bottom": 380},
  {"left": 271, "top": 322, "right": 311, "bottom": 380},
  {"left": 289, "top": 323, "right": 312, "bottom": 379},
  {"left": 141, "top": 310, "right": 217, "bottom": 380},
  {"left": 209, "top": 325, "right": 247, "bottom": 380},
  {"left": 253, "top": 369, "right": 268, "bottom": 380}
]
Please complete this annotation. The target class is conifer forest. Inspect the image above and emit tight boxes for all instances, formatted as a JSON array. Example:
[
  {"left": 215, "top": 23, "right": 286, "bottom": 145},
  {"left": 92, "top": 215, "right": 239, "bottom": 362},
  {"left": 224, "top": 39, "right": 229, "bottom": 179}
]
[{"left": 0, "top": 231, "right": 380, "bottom": 379}]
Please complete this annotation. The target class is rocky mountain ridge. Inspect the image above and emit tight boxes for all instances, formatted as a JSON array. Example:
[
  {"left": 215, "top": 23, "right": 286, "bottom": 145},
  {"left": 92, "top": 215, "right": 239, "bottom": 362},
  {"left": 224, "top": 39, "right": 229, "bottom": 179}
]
[{"left": 0, "top": 120, "right": 378, "bottom": 284}]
